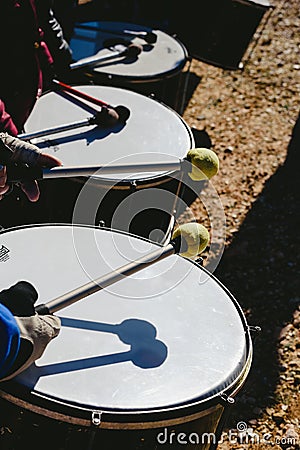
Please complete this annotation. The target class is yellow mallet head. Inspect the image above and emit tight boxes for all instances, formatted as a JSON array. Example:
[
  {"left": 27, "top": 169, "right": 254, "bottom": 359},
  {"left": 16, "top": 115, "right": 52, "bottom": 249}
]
[
  {"left": 172, "top": 222, "right": 210, "bottom": 258},
  {"left": 187, "top": 148, "right": 219, "bottom": 181}
]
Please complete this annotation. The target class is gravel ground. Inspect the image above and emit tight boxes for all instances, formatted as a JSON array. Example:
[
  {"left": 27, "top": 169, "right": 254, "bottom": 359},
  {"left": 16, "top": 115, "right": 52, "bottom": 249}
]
[
  {"left": 181, "top": 0, "right": 300, "bottom": 447},
  {"left": 0, "top": 0, "right": 299, "bottom": 449}
]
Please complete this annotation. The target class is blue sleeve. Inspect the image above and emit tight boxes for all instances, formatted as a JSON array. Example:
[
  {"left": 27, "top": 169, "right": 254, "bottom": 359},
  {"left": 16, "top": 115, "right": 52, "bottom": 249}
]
[{"left": 0, "top": 303, "right": 21, "bottom": 379}]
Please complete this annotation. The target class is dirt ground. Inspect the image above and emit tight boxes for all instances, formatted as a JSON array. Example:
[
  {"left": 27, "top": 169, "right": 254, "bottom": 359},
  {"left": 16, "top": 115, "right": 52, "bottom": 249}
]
[
  {"left": 0, "top": 0, "right": 299, "bottom": 449},
  {"left": 181, "top": 0, "right": 300, "bottom": 448}
]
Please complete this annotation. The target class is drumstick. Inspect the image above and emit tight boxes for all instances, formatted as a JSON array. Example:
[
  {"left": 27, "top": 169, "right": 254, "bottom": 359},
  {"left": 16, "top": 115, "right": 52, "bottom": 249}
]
[
  {"left": 52, "top": 80, "right": 130, "bottom": 121},
  {"left": 76, "top": 23, "right": 158, "bottom": 44},
  {"left": 5, "top": 148, "right": 219, "bottom": 183},
  {"left": 69, "top": 43, "right": 142, "bottom": 70},
  {"left": 35, "top": 222, "right": 209, "bottom": 315},
  {"left": 17, "top": 109, "right": 126, "bottom": 142},
  {"left": 53, "top": 79, "right": 110, "bottom": 108}
]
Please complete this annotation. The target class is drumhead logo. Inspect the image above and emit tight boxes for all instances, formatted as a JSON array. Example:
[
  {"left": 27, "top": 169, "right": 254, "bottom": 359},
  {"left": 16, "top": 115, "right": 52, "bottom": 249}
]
[{"left": 0, "top": 245, "right": 10, "bottom": 262}]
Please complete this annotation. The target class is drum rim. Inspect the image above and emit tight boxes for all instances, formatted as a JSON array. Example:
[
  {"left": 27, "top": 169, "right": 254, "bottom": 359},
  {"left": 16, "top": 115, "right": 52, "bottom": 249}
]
[
  {"left": 91, "top": 64, "right": 188, "bottom": 84},
  {"left": 0, "top": 224, "right": 252, "bottom": 426}
]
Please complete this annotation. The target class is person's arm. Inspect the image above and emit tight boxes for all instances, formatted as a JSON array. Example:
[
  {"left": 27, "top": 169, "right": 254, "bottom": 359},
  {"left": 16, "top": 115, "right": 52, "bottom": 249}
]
[
  {"left": 36, "top": 0, "right": 73, "bottom": 77},
  {"left": 0, "top": 282, "right": 61, "bottom": 382},
  {"left": 0, "top": 304, "right": 21, "bottom": 380},
  {"left": 0, "top": 100, "right": 18, "bottom": 137}
]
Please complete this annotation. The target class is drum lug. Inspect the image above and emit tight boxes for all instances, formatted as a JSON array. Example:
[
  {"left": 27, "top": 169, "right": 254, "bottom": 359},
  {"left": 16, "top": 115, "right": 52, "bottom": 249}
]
[
  {"left": 91, "top": 410, "right": 102, "bottom": 426},
  {"left": 195, "top": 256, "right": 204, "bottom": 266},
  {"left": 219, "top": 393, "right": 235, "bottom": 406},
  {"left": 130, "top": 180, "right": 137, "bottom": 192},
  {"left": 247, "top": 325, "right": 262, "bottom": 344},
  {"left": 248, "top": 325, "right": 262, "bottom": 334}
]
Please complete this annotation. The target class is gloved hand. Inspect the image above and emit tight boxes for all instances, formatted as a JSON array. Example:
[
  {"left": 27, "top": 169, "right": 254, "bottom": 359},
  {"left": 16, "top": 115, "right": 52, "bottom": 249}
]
[
  {"left": 0, "top": 132, "right": 62, "bottom": 201},
  {"left": 0, "top": 281, "right": 38, "bottom": 316},
  {"left": 0, "top": 281, "right": 61, "bottom": 381}
]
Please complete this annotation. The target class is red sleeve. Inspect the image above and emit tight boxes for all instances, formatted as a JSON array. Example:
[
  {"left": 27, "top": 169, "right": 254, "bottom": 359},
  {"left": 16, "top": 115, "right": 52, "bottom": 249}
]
[{"left": 0, "top": 100, "right": 18, "bottom": 136}]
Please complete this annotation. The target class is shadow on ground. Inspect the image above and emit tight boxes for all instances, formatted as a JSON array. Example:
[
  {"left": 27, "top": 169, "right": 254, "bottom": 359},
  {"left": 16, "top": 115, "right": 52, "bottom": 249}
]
[{"left": 214, "top": 111, "right": 300, "bottom": 425}]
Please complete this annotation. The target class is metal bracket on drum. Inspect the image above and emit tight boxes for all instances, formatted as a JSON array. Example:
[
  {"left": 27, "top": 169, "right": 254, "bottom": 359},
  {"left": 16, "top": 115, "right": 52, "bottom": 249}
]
[
  {"left": 208, "top": 393, "right": 235, "bottom": 450},
  {"left": 248, "top": 325, "right": 262, "bottom": 334},
  {"left": 91, "top": 410, "right": 102, "bottom": 426},
  {"left": 247, "top": 325, "right": 262, "bottom": 344},
  {"left": 195, "top": 256, "right": 204, "bottom": 266},
  {"left": 130, "top": 180, "right": 137, "bottom": 192},
  {"left": 219, "top": 393, "right": 235, "bottom": 406},
  {"left": 98, "top": 220, "right": 106, "bottom": 228}
]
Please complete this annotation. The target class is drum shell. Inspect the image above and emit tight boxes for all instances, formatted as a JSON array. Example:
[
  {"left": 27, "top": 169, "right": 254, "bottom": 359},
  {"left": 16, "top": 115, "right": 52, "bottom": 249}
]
[
  {"left": 0, "top": 185, "right": 51, "bottom": 229},
  {"left": 0, "top": 394, "right": 223, "bottom": 450},
  {"left": 0, "top": 175, "right": 202, "bottom": 235},
  {"left": 78, "top": 69, "right": 188, "bottom": 117},
  {"left": 33, "top": 174, "right": 183, "bottom": 242},
  {"left": 0, "top": 171, "right": 202, "bottom": 238}
]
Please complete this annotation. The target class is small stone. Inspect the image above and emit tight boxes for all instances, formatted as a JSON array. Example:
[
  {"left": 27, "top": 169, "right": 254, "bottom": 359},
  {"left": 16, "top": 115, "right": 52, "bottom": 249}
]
[
  {"left": 292, "top": 310, "right": 300, "bottom": 327},
  {"left": 273, "top": 412, "right": 286, "bottom": 425},
  {"left": 281, "top": 425, "right": 299, "bottom": 448},
  {"left": 294, "top": 375, "right": 300, "bottom": 386},
  {"left": 278, "top": 324, "right": 293, "bottom": 341},
  {"left": 248, "top": 419, "right": 258, "bottom": 426}
]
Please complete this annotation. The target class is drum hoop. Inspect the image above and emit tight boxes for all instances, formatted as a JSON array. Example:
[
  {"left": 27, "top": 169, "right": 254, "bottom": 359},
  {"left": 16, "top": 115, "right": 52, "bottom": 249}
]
[
  {"left": 72, "top": 173, "right": 177, "bottom": 190},
  {"left": 92, "top": 56, "right": 188, "bottom": 84},
  {"left": 0, "top": 224, "right": 252, "bottom": 428}
]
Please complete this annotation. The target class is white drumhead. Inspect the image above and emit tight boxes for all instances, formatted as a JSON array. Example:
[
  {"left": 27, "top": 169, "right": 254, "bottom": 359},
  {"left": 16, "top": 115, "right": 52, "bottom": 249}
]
[
  {"left": 24, "top": 85, "right": 194, "bottom": 182},
  {"left": 0, "top": 225, "right": 248, "bottom": 412},
  {"left": 70, "top": 22, "right": 187, "bottom": 80}
]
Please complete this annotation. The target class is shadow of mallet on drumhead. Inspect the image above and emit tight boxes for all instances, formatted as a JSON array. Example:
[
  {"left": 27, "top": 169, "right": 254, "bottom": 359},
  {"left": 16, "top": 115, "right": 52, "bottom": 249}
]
[
  {"left": 70, "top": 43, "right": 142, "bottom": 71},
  {"left": 23, "top": 318, "right": 168, "bottom": 385},
  {"left": 33, "top": 119, "right": 127, "bottom": 150},
  {"left": 61, "top": 317, "right": 168, "bottom": 369}
]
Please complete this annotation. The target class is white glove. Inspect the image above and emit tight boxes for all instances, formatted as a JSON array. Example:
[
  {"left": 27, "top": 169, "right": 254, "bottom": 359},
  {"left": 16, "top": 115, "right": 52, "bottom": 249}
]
[{"left": 0, "top": 314, "right": 61, "bottom": 381}]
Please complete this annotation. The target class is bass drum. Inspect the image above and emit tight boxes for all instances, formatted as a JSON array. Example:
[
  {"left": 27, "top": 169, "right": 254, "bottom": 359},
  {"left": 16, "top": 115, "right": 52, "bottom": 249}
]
[{"left": 0, "top": 224, "right": 252, "bottom": 450}]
